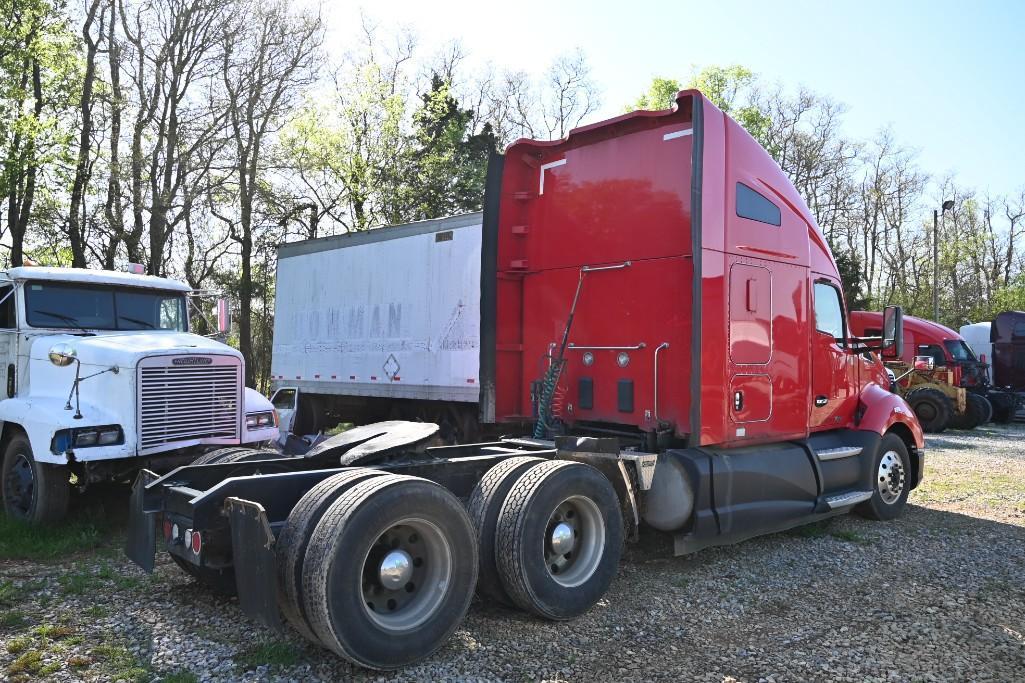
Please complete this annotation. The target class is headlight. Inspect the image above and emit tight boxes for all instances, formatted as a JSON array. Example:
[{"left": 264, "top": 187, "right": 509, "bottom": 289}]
[
  {"left": 51, "top": 425, "right": 123, "bottom": 453},
  {"left": 48, "top": 342, "right": 77, "bottom": 367},
  {"left": 246, "top": 411, "right": 275, "bottom": 429}
]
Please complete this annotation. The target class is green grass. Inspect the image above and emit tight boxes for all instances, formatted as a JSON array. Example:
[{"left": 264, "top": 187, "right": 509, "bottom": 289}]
[
  {"left": 34, "top": 622, "right": 75, "bottom": 640},
  {"left": 7, "top": 636, "right": 32, "bottom": 654},
  {"left": 236, "top": 640, "right": 300, "bottom": 670},
  {"left": 84, "top": 604, "right": 109, "bottom": 618},
  {"left": 0, "top": 609, "right": 28, "bottom": 628},
  {"left": 92, "top": 642, "right": 150, "bottom": 682},
  {"left": 829, "top": 529, "right": 872, "bottom": 545},
  {"left": 0, "top": 513, "right": 113, "bottom": 561},
  {"left": 913, "top": 471, "right": 1025, "bottom": 507},
  {"left": 6, "top": 649, "right": 43, "bottom": 675}
]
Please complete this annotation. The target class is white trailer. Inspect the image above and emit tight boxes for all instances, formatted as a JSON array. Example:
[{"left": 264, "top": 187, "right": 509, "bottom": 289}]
[
  {"left": 271, "top": 213, "right": 484, "bottom": 439},
  {"left": 960, "top": 322, "right": 994, "bottom": 382}
]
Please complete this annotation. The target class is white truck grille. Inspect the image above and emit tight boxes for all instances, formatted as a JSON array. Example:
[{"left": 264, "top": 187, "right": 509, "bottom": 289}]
[{"left": 137, "top": 355, "right": 242, "bottom": 452}]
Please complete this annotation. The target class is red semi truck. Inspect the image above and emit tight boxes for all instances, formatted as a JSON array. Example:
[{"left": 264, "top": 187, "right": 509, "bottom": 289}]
[
  {"left": 126, "top": 90, "right": 925, "bottom": 670},
  {"left": 850, "top": 311, "right": 1017, "bottom": 428}
]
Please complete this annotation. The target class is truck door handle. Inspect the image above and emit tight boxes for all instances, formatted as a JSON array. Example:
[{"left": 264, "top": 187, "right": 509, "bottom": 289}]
[
  {"left": 815, "top": 395, "right": 828, "bottom": 407},
  {"left": 733, "top": 391, "right": 743, "bottom": 411}
]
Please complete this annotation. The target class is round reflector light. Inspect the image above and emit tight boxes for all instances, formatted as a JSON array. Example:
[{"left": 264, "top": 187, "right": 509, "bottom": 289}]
[{"left": 191, "top": 531, "right": 202, "bottom": 554}]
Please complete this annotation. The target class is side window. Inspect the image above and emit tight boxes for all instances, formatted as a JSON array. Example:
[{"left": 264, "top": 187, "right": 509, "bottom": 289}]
[
  {"left": 272, "top": 389, "right": 297, "bottom": 410},
  {"left": 736, "top": 182, "right": 782, "bottom": 226},
  {"left": 813, "top": 282, "right": 845, "bottom": 341},
  {"left": 0, "top": 286, "right": 15, "bottom": 329},
  {"left": 917, "top": 344, "right": 946, "bottom": 367},
  {"left": 1013, "top": 321, "right": 1025, "bottom": 338}
]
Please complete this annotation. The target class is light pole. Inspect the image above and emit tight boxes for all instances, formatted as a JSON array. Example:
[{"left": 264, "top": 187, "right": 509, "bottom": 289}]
[{"left": 933, "top": 199, "right": 955, "bottom": 322}]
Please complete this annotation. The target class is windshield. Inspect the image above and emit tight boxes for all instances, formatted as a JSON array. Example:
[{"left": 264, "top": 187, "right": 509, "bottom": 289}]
[
  {"left": 25, "top": 281, "right": 187, "bottom": 332},
  {"left": 944, "top": 340, "right": 977, "bottom": 362}
]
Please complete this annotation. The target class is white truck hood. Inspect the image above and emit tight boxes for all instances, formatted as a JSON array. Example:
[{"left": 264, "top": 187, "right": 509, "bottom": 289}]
[{"left": 28, "top": 331, "right": 241, "bottom": 368}]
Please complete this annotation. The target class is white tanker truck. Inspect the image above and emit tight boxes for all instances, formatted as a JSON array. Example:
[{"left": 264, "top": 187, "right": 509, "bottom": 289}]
[{"left": 0, "top": 266, "right": 277, "bottom": 523}]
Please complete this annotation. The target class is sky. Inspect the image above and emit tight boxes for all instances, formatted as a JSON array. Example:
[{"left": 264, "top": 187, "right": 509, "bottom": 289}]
[{"left": 323, "top": 0, "right": 1025, "bottom": 200}]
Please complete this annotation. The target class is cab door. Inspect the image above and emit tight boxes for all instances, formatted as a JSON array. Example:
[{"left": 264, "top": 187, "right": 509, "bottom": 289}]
[
  {"left": 810, "top": 280, "right": 857, "bottom": 430},
  {"left": 269, "top": 387, "right": 299, "bottom": 441},
  {"left": 0, "top": 284, "right": 18, "bottom": 399}
]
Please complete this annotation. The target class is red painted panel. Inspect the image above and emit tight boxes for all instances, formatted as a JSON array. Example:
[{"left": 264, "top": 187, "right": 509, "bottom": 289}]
[
  {"left": 517, "top": 257, "right": 692, "bottom": 431},
  {"left": 495, "top": 94, "right": 696, "bottom": 433},
  {"left": 729, "top": 263, "right": 771, "bottom": 365},
  {"left": 729, "top": 374, "right": 771, "bottom": 423}
]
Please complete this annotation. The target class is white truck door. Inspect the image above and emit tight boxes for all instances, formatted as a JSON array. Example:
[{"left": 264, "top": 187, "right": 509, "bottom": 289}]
[
  {"left": 0, "top": 284, "right": 18, "bottom": 398},
  {"left": 270, "top": 387, "right": 299, "bottom": 440}
]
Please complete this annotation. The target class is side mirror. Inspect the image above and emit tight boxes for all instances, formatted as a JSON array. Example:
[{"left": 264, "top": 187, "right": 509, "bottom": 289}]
[
  {"left": 881, "top": 306, "right": 903, "bottom": 359},
  {"left": 216, "top": 298, "right": 231, "bottom": 334}
]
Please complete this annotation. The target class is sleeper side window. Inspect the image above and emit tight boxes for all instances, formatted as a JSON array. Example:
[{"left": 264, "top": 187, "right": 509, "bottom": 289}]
[
  {"left": 0, "top": 286, "right": 15, "bottom": 329},
  {"left": 813, "top": 282, "right": 845, "bottom": 342},
  {"left": 736, "top": 182, "right": 782, "bottom": 226}
]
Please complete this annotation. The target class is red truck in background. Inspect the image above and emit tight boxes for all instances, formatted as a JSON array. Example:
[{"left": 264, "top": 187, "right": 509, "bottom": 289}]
[
  {"left": 127, "top": 90, "right": 926, "bottom": 670},
  {"left": 850, "top": 311, "right": 1018, "bottom": 427}
]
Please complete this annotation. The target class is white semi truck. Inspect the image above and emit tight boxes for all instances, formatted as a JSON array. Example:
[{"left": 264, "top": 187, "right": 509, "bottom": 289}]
[{"left": 0, "top": 266, "right": 278, "bottom": 523}]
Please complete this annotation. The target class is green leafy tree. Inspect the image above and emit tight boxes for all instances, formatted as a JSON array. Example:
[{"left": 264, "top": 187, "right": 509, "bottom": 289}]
[
  {"left": 627, "top": 66, "right": 770, "bottom": 145},
  {"left": 0, "top": 0, "right": 78, "bottom": 266},
  {"left": 627, "top": 76, "right": 681, "bottom": 111},
  {"left": 399, "top": 74, "right": 497, "bottom": 221}
]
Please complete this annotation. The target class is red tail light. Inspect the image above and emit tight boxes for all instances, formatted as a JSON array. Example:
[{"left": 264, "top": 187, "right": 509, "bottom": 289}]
[
  {"left": 191, "top": 530, "right": 202, "bottom": 554},
  {"left": 163, "top": 518, "right": 172, "bottom": 541}
]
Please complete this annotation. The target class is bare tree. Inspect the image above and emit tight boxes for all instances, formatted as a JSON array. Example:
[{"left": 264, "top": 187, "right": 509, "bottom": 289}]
[
  {"left": 67, "top": 0, "right": 105, "bottom": 268},
  {"left": 540, "top": 50, "right": 599, "bottom": 139},
  {"left": 218, "top": 0, "right": 322, "bottom": 385}
]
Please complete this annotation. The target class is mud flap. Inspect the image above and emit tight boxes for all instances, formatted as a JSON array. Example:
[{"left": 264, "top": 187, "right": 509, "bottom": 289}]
[
  {"left": 225, "top": 497, "right": 282, "bottom": 632},
  {"left": 125, "top": 469, "right": 159, "bottom": 572}
]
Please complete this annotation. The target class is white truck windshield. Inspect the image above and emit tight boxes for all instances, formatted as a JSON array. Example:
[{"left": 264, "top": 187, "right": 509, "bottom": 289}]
[{"left": 25, "top": 282, "right": 187, "bottom": 332}]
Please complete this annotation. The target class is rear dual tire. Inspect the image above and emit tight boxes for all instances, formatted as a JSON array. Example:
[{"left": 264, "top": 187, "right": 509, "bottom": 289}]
[
  {"left": 493, "top": 460, "right": 623, "bottom": 620},
  {"left": 466, "top": 456, "right": 546, "bottom": 605},
  {"left": 276, "top": 467, "right": 387, "bottom": 642},
  {"left": 300, "top": 474, "right": 477, "bottom": 670}
]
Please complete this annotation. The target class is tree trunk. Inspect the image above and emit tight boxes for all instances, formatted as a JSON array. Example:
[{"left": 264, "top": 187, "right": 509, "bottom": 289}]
[{"left": 68, "top": 0, "right": 104, "bottom": 268}]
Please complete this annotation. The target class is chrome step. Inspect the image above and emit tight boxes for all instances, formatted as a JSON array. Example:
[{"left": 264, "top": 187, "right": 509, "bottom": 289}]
[
  {"left": 824, "top": 490, "right": 873, "bottom": 509},
  {"left": 816, "top": 446, "right": 863, "bottom": 461}
]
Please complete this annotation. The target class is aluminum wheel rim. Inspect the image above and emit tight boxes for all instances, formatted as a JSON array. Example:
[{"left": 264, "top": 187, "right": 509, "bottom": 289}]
[
  {"left": 544, "top": 495, "right": 605, "bottom": 588},
  {"left": 877, "top": 451, "right": 905, "bottom": 505},
  {"left": 3, "top": 453, "right": 34, "bottom": 516},
  {"left": 360, "top": 517, "right": 452, "bottom": 632}
]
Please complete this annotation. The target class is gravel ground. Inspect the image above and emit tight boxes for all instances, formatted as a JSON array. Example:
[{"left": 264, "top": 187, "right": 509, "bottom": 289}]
[{"left": 2, "top": 423, "right": 1023, "bottom": 682}]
